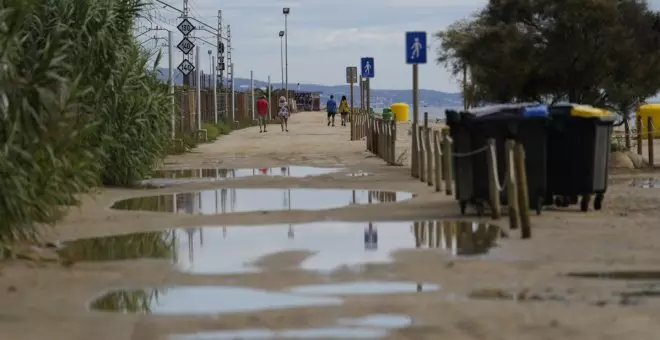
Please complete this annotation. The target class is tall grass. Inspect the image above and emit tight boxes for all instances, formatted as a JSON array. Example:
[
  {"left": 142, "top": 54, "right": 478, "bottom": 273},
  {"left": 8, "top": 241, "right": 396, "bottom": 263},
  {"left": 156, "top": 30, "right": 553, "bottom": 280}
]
[{"left": 0, "top": 0, "right": 174, "bottom": 243}]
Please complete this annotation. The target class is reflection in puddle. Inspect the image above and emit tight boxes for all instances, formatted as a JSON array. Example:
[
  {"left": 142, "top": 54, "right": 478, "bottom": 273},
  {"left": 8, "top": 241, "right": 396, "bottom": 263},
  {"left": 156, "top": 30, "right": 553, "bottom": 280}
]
[
  {"left": 346, "top": 171, "right": 371, "bottom": 177},
  {"left": 629, "top": 178, "right": 660, "bottom": 188},
  {"left": 111, "top": 189, "right": 411, "bottom": 214},
  {"left": 143, "top": 166, "right": 342, "bottom": 186},
  {"left": 90, "top": 286, "right": 341, "bottom": 315},
  {"left": 412, "top": 221, "right": 504, "bottom": 256},
  {"left": 468, "top": 288, "right": 569, "bottom": 303},
  {"left": 170, "top": 328, "right": 387, "bottom": 339},
  {"left": 289, "top": 281, "right": 440, "bottom": 295},
  {"left": 170, "top": 314, "right": 412, "bottom": 339},
  {"left": 57, "top": 221, "right": 502, "bottom": 274},
  {"left": 566, "top": 270, "right": 660, "bottom": 280}
]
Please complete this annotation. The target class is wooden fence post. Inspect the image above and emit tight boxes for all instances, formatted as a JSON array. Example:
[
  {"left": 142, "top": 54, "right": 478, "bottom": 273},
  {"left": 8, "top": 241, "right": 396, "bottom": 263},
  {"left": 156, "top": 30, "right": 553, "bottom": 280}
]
[
  {"left": 419, "top": 126, "right": 426, "bottom": 183},
  {"left": 486, "top": 139, "right": 501, "bottom": 219},
  {"left": 390, "top": 119, "right": 396, "bottom": 165},
  {"left": 411, "top": 123, "right": 418, "bottom": 178},
  {"left": 648, "top": 116, "right": 654, "bottom": 166},
  {"left": 637, "top": 115, "right": 643, "bottom": 155},
  {"left": 505, "top": 140, "right": 519, "bottom": 230},
  {"left": 514, "top": 143, "right": 531, "bottom": 239},
  {"left": 442, "top": 132, "right": 453, "bottom": 196},
  {"left": 433, "top": 130, "right": 443, "bottom": 192},
  {"left": 425, "top": 128, "right": 433, "bottom": 186}
]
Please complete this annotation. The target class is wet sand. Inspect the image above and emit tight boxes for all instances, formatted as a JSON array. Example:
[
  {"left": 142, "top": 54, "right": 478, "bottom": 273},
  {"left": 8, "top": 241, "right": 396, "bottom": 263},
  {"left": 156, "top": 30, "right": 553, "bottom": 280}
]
[{"left": 2, "top": 112, "right": 660, "bottom": 340}]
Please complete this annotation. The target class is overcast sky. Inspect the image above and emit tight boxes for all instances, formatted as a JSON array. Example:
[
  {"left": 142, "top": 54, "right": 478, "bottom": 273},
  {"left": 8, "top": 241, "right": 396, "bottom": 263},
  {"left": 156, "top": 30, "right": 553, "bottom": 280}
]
[{"left": 143, "top": 0, "right": 660, "bottom": 93}]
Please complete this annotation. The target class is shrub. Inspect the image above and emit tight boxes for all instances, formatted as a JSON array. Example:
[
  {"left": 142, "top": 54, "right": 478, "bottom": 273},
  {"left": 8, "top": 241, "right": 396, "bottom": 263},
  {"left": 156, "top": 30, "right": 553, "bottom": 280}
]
[{"left": 202, "top": 122, "right": 220, "bottom": 140}]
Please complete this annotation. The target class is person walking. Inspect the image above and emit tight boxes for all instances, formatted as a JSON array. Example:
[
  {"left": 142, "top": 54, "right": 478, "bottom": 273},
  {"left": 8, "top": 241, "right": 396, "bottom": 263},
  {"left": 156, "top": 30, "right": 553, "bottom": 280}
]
[
  {"left": 256, "top": 95, "right": 269, "bottom": 133},
  {"left": 339, "top": 95, "right": 349, "bottom": 126},
  {"left": 278, "top": 96, "right": 290, "bottom": 132},
  {"left": 326, "top": 95, "right": 337, "bottom": 127}
]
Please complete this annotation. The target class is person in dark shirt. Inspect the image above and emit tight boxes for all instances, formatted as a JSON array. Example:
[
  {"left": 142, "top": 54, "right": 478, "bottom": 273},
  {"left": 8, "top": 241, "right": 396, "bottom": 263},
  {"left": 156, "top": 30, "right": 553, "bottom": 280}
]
[{"left": 326, "top": 95, "right": 337, "bottom": 127}]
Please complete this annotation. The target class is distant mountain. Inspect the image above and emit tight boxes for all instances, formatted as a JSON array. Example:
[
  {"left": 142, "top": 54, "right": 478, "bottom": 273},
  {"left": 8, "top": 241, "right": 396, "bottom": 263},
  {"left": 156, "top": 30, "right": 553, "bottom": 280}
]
[{"left": 156, "top": 68, "right": 463, "bottom": 108}]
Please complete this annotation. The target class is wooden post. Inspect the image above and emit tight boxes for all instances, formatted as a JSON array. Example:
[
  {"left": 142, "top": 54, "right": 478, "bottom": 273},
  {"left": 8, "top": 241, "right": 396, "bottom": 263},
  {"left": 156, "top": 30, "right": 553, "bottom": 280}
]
[
  {"left": 419, "top": 126, "right": 426, "bottom": 182},
  {"left": 390, "top": 121, "right": 397, "bottom": 164},
  {"left": 425, "top": 128, "right": 433, "bottom": 186},
  {"left": 486, "top": 139, "right": 501, "bottom": 219},
  {"left": 442, "top": 129, "right": 453, "bottom": 196},
  {"left": 514, "top": 143, "right": 531, "bottom": 239},
  {"left": 637, "top": 115, "right": 643, "bottom": 155},
  {"left": 433, "top": 130, "right": 443, "bottom": 192},
  {"left": 505, "top": 140, "right": 519, "bottom": 230},
  {"left": 648, "top": 116, "right": 654, "bottom": 166},
  {"left": 366, "top": 117, "right": 372, "bottom": 152}
]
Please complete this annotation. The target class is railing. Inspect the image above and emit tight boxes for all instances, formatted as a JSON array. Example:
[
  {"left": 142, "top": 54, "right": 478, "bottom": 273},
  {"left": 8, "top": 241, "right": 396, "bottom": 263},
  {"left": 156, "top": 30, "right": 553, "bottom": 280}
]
[
  {"left": 366, "top": 116, "right": 397, "bottom": 165},
  {"left": 349, "top": 109, "right": 368, "bottom": 141}
]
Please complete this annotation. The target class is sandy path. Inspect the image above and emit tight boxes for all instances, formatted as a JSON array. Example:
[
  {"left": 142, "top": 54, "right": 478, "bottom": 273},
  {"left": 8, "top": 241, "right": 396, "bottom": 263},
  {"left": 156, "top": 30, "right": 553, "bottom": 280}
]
[{"left": 2, "top": 111, "right": 660, "bottom": 340}]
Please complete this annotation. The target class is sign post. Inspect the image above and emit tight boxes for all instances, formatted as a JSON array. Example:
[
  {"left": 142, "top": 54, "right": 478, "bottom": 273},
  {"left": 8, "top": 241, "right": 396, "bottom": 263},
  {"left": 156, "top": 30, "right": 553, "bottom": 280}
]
[
  {"left": 346, "top": 66, "right": 357, "bottom": 113},
  {"left": 360, "top": 57, "right": 374, "bottom": 113},
  {"left": 406, "top": 31, "right": 427, "bottom": 178},
  {"left": 176, "top": 18, "right": 196, "bottom": 79}
]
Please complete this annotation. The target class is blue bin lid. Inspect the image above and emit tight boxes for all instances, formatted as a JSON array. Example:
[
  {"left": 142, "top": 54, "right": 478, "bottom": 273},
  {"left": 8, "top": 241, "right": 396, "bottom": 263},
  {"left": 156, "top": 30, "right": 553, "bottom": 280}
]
[{"left": 522, "top": 104, "right": 549, "bottom": 117}]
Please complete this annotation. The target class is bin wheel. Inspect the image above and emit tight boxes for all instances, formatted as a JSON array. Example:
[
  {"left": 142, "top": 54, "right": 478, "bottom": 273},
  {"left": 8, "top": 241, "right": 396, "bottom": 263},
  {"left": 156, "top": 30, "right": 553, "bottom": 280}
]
[
  {"left": 459, "top": 202, "right": 467, "bottom": 215},
  {"left": 476, "top": 202, "right": 485, "bottom": 217},
  {"left": 594, "top": 194, "right": 604, "bottom": 211},
  {"left": 534, "top": 196, "right": 544, "bottom": 215},
  {"left": 580, "top": 195, "right": 590, "bottom": 212}
]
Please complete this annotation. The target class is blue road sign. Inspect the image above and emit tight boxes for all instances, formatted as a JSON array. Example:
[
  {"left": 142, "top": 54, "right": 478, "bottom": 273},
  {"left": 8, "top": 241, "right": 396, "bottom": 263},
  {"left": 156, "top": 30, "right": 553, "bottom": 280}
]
[
  {"left": 406, "top": 31, "right": 427, "bottom": 64},
  {"left": 361, "top": 57, "right": 374, "bottom": 78}
]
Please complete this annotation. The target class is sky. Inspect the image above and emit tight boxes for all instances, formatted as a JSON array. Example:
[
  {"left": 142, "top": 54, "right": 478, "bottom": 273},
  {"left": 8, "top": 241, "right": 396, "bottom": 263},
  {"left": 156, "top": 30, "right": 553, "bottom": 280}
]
[
  {"left": 140, "top": 0, "right": 492, "bottom": 92},
  {"left": 142, "top": 0, "right": 660, "bottom": 93}
]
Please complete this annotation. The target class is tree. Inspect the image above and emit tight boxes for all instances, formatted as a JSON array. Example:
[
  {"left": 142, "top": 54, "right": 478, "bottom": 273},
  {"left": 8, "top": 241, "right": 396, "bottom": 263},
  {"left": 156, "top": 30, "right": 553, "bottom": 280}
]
[{"left": 435, "top": 0, "right": 660, "bottom": 124}]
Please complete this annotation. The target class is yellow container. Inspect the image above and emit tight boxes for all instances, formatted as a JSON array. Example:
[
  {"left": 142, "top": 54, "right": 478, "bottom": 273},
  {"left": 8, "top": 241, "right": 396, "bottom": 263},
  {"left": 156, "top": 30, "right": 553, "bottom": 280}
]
[
  {"left": 390, "top": 102, "right": 409, "bottom": 122},
  {"left": 570, "top": 104, "right": 612, "bottom": 118},
  {"left": 638, "top": 104, "right": 660, "bottom": 138}
]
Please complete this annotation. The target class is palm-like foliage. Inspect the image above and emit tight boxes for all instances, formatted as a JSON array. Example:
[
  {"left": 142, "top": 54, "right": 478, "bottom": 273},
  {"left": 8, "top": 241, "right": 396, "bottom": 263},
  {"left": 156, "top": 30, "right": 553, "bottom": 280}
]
[{"left": 0, "top": 0, "right": 174, "bottom": 243}]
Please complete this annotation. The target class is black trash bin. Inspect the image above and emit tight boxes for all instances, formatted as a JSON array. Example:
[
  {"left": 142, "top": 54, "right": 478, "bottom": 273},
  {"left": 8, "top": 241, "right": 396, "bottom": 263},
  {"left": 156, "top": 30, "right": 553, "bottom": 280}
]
[
  {"left": 547, "top": 104, "right": 614, "bottom": 211},
  {"left": 446, "top": 104, "right": 550, "bottom": 215}
]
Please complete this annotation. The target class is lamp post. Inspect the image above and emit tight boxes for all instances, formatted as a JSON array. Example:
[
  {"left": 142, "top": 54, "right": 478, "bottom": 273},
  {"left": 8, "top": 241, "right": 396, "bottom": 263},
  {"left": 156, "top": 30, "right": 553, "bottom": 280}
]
[
  {"left": 283, "top": 7, "right": 290, "bottom": 106},
  {"left": 279, "top": 30, "right": 284, "bottom": 91},
  {"left": 207, "top": 50, "right": 212, "bottom": 88}
]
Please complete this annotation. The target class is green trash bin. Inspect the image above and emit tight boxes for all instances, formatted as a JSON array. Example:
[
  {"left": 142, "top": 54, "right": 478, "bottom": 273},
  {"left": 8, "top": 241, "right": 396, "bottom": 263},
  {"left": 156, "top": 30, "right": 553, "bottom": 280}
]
[{"left": 382, "top": 108, "right": 393, "bottom": 120}]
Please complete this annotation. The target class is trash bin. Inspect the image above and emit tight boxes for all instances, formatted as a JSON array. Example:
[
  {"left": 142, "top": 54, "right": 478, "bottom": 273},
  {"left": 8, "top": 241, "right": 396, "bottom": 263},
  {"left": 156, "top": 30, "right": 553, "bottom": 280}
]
[
  {"left": 382, "top": 108, "right": 393, "bottom": 120},
  {"left": 446, "top": 103, "right": 550, "bottom": 215},
  {"left": 547, "top": 104, "right": 614, "bottom": 211}
]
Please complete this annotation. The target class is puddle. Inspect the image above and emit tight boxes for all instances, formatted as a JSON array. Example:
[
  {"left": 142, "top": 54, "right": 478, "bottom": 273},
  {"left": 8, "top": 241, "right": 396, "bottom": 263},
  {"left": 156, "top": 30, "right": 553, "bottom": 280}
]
[
  {"left": 57, "top": 221, "right": 502, "bottom": 273},
  {"left": 338, "top": 314, "right": 412, "bottom": 328},
  {"left": 111, "top": 189, "right": 412, "bottom": 214},
  {"left": 169, "top": 314, "right": 412, "bottom": 339},
  {"left": 566, "top": 270, "right": 660, "bottom": 280},
  {"left": 170, "top": 328, "right": 388, "bottom": 339},
  {"left": 628, "top": 178, "right": 660, "bottom": 188},
  {"left": 289, "top": 281, "right": 440, "bottom": 295},
  {"left": 143, "top": 166, "right": 342, "bottom": 186},
  {"left": 90, "top": 286, "right": 341, "bottom": 315}
]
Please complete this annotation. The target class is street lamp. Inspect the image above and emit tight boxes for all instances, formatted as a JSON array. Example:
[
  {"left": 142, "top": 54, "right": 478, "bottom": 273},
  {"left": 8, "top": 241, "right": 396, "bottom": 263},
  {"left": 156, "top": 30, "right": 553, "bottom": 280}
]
[
  {"left": 283, "top": 7, "right": 290, "bottom": 106},
  {"left": 207, "top": 50, "right": 212, "bottom": 88},
  {"left": 279, "top": 30, "right": 284, "bottom": 91}
]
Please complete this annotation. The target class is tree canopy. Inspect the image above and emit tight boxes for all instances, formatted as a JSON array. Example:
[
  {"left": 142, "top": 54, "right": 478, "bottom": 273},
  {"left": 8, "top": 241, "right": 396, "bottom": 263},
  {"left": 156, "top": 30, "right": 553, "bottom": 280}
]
[{"left": 436, "top": 0, "right": 660, "bottom": 111}]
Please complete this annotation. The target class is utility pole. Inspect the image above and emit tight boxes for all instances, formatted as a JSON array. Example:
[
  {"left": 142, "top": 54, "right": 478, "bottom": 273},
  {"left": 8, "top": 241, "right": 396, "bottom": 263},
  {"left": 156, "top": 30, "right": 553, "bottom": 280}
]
[
  {"left": 168, "top": 30, "right": 175, "bottom": 138},
  {"left": 196, "top": 45, "right": 201, "bottom": 131},
  {"left": 250, "top": 70, "right": 255, "bottom": 120},
  {"left": 226, "top": 24, "right": 233, "bottom": 121},
  {"left": 182, "top": 0, "right": 190, "bottom": 86},
  {"left": 217, "top": 10, "right": 225, "bottom": 119},
  {"left": 213, "top": 55, "right": 218, "bottom": 124}
]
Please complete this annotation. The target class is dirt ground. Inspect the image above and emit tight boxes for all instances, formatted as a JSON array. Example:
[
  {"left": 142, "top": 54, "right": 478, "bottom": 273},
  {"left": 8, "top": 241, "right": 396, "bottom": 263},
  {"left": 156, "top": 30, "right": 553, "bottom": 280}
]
[{"left": 3, "top": 111, "right": 660, "bottom": 340}]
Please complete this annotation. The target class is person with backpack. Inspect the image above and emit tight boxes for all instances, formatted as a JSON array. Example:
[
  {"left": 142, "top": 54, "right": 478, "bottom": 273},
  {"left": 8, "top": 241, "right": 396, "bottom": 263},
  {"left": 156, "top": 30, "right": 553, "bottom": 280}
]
[
  {"left": 326, "top": 95, "right": 337, "bottom": 127},
  {"left": 339, "top": 95, "right": 349, "bottom": 126}
]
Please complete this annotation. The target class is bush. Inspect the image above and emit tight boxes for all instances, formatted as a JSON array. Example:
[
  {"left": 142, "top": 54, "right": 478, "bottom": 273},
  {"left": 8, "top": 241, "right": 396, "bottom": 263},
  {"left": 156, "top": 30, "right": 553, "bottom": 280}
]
[
  {"left": 0, "top": 0, "right": 172, "bottom": 243},
  {"left": 202, "top": 122, "right": 220, "bottom": 140}
]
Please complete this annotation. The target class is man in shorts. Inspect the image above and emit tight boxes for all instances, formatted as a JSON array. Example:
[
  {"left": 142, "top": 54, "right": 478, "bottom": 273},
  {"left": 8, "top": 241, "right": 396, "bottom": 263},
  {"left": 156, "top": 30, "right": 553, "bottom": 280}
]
[
  {"left": 326, "top": 95, "right": 337, "bottom": 127},
  {"left": 256, "top": 95, "right": 269, "bottom": 133}
]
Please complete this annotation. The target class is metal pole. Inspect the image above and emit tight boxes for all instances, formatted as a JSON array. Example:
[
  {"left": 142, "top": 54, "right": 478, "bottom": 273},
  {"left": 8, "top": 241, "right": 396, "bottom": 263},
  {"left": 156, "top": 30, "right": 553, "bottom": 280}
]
[
  {"left": 284, "top": 14, "right": 289, "bottom": 106},
  {"left": 268, "top": 75, "right": 271, "bottom": 119},
  {"left": 250, "top": 70, "right": 255, "bottom": 120},
  {"left": 412, "top": 64, "right": 419, "bottom": 177},
  {"left": 230, "top": 63, "right": 235, "bottom": 122},
  {"left": 359, "top": 75, "right": 363, "bottom": 111},
  {"left": 280, "top": 37, "right": 284, "bottom": 90},
  {"left": 196, "top": 46, "right": 201, "bottom": 130},
  {"left": 212, "top": 55, "right": 218, "bottom": 124},
  {"left": 366, "top": 78, "right": 371, "bottom": 113},
  {"left": 168, "top": 30, "right": 175, "bottom": 139}
]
